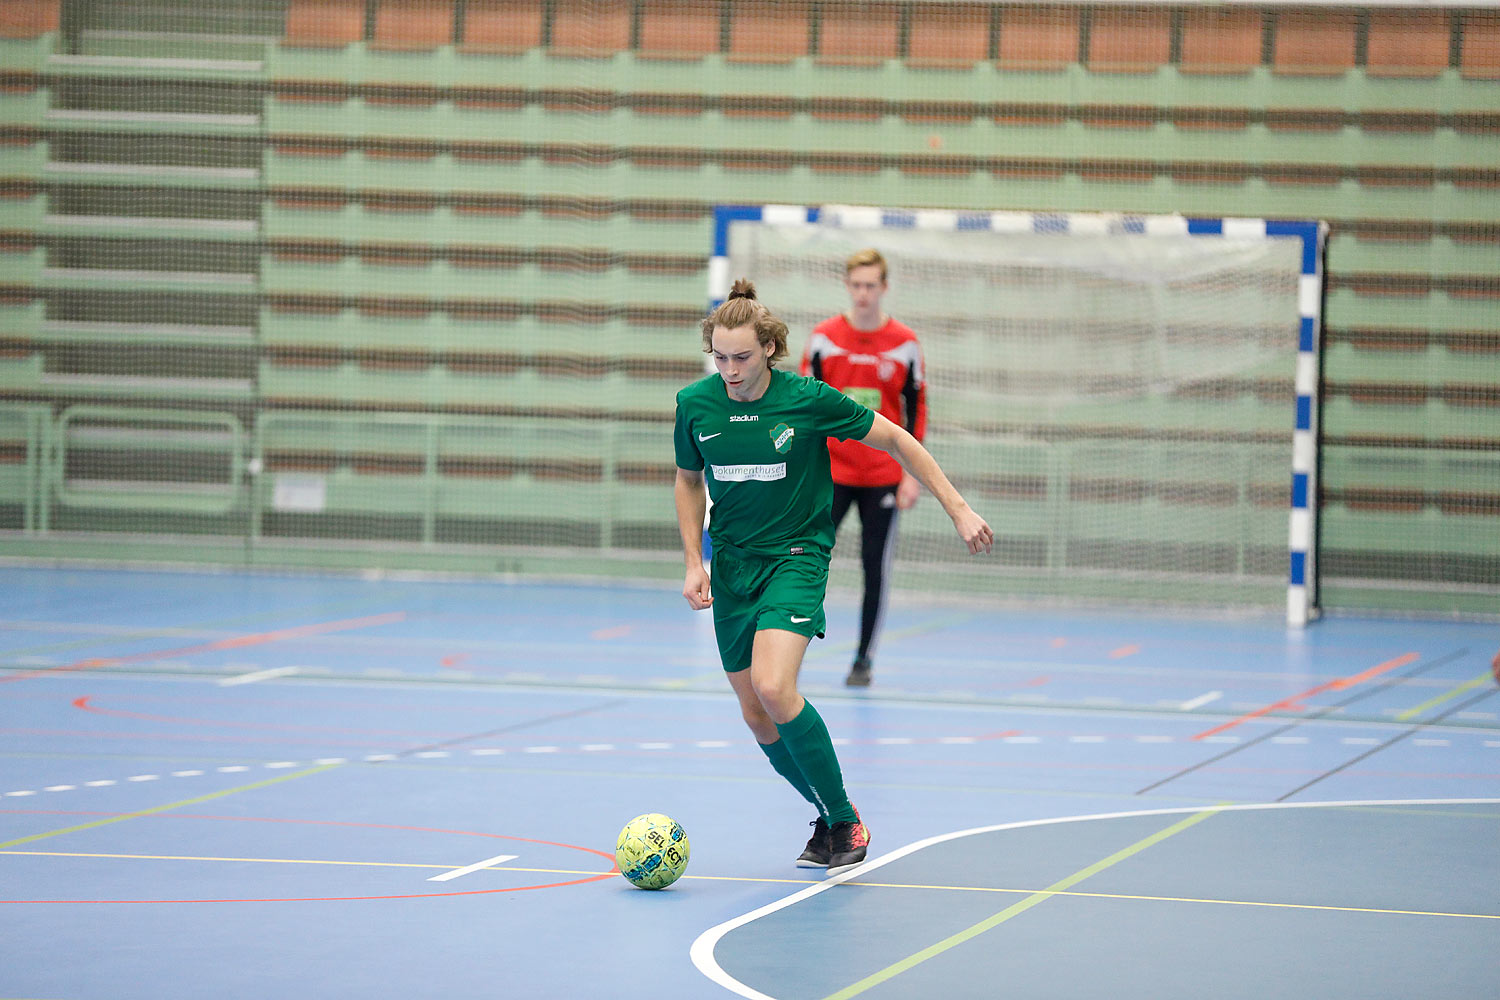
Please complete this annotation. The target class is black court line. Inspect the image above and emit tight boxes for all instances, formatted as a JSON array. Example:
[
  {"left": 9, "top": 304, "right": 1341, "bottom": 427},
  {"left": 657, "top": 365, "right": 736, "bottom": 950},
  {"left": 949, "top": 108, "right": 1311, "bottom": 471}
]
[
  {"left": 1277, "top": 685, "right": 1500, "bottom": 801},
  {"left": 390, "top": 697, "right": 632, "bottom": 758},
  {"left": 1135, "top": 648, "right": 1469, "bottom": 796}
]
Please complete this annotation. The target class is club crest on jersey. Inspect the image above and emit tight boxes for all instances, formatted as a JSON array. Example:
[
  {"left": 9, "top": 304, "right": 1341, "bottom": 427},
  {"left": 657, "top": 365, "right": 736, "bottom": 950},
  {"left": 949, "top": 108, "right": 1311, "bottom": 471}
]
[{"left": 769, "top": 422, "right": 795, "bottom": 454}]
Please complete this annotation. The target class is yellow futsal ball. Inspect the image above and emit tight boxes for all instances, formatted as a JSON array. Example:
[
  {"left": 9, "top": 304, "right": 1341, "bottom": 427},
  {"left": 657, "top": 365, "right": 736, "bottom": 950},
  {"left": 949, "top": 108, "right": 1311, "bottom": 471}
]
[{"left": 615, "top": 813, "right": 690, "bottom": 890}]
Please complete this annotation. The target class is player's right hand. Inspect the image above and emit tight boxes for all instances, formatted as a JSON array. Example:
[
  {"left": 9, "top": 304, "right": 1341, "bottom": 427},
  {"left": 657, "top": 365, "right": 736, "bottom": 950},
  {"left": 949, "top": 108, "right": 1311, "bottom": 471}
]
[
  {"left": 952, "top": 506, "right": 993, "bottom": 555},
  {"left": 683, "top": 564, "right": 713, "bottom": 610},
  {"left": 896, "top": 473, "right": 921, "bottom": 511}
]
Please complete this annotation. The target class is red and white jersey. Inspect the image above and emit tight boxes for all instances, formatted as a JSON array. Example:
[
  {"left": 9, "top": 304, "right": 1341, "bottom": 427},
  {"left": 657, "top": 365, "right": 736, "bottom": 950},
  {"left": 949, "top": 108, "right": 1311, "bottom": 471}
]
[{"left": 800, "top": 314, "right": 927, "bottom": 488}]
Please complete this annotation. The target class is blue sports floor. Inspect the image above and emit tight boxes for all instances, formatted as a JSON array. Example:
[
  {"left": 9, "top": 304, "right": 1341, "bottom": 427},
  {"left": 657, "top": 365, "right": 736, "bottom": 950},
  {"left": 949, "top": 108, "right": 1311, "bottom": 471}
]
[{"left": 2, "top": 566, "right": 1497, "bottom": 999}]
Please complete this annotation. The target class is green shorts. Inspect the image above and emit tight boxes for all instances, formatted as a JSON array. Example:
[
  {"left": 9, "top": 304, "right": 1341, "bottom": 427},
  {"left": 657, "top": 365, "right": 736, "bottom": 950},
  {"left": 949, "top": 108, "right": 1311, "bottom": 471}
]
[{"left": 710, "top": 544, "right": 828, "bottom": 673}]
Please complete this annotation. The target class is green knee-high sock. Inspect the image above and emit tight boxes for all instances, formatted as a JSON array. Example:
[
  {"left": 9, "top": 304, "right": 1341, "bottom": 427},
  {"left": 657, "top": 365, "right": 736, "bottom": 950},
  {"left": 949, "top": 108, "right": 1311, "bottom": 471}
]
[
  {"left": 775, "top": 699, "right": 857, "bottom": 825},
  {"left": 758, "top": 737, "right": 819, "bottom": 809}
]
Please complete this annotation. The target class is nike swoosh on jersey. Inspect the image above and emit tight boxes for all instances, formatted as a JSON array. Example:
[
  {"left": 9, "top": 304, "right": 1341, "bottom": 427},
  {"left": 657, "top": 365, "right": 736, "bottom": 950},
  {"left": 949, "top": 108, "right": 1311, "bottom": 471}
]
[
  {"left": 789, "top": 615, "right": 812, "bottom": 624},
  {"left": 698, "top": 431, "right": 722, "bottom": 441}
]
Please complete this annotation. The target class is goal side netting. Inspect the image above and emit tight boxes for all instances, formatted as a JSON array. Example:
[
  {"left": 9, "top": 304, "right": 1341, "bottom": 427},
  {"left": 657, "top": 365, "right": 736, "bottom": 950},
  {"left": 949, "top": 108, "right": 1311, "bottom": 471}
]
[{"left": 714, "top": 205, "right": 1326, "bottom": 623}]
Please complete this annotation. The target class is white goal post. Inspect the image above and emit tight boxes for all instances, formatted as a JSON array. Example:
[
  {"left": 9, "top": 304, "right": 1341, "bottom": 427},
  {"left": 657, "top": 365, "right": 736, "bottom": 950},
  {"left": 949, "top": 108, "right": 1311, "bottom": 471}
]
[{"left": 709, "top": 204, "right": 1328, "bottom": 626}]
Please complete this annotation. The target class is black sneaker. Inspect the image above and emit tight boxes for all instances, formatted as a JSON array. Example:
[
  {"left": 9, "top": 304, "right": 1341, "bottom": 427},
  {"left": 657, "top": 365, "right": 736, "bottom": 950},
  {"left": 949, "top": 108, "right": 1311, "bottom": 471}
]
[
  {"left": 795, "top": 817, "right": 831, "bottom": 868},
  {"left": 845, "top": 658, "right": 872, "bottom": 687},
  {"left": 826, "top": 811, "right": 870, "bottom": 876}
]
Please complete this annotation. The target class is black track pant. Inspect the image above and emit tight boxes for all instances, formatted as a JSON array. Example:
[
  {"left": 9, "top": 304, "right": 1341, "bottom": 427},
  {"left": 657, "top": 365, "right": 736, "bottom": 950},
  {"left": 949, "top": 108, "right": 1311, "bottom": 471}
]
[{"left": 830, "top": 483, "right": 899, "bottom": 665}]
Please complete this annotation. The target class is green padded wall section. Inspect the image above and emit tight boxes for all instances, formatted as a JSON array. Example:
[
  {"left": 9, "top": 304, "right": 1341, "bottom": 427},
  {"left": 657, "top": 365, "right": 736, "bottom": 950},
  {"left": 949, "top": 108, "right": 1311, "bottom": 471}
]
[{"left": 0, "top": 0, "right": 1496, "bottom": 614}]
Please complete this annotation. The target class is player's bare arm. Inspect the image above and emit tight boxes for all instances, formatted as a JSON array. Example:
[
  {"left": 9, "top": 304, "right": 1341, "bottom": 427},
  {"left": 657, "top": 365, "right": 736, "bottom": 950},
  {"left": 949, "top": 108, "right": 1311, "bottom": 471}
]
[
  {"left": 860, "top": 413, "right": 993, "bottom": 555},
  {"left": 674, "top": 467, "right": 713, "bottom": 609}
]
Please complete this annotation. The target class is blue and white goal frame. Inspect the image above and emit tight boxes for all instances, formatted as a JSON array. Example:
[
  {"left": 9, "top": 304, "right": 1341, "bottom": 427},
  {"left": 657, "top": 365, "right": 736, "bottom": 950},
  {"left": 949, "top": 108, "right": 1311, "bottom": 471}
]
[{"left": 708, "top": 204, "right": 1329, "bottom": 627}]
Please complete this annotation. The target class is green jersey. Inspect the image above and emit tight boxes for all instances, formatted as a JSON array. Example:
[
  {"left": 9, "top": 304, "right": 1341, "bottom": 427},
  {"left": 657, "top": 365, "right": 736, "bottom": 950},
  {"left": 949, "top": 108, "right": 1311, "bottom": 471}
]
[{"left": 675, "top": 368, "right": 876, "bottom": 558}]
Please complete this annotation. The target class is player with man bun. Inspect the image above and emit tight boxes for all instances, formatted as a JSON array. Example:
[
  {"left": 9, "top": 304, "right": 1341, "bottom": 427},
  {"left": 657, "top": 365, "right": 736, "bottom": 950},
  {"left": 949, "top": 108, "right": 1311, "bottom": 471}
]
[{"left": 673, "top": 279, "right": 990, "bottom": 873}]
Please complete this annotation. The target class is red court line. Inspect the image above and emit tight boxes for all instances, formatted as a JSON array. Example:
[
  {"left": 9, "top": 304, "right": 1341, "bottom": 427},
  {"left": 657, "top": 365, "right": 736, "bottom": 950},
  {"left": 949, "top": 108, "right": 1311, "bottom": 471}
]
[
  {"left": 0, "top": 727, "right": 409, "bottom": 749},
  {"left": 1192, "top": 652, "right": 1421, "bottom": 741},
  {"left": 8, "top": 873, "right": 618, "bottom": 905},
  {"left": 68, "top": 695, "right": 457, "bottom": 739},
  {"left": 0, "top": 612, "right": 408, "bottom": 685}
]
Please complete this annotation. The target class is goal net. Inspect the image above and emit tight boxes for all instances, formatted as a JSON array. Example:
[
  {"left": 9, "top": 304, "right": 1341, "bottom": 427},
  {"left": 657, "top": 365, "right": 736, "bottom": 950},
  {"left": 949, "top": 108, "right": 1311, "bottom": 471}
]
[{"left": 715, "top": 205, "right": 1326, "bottom": 622}]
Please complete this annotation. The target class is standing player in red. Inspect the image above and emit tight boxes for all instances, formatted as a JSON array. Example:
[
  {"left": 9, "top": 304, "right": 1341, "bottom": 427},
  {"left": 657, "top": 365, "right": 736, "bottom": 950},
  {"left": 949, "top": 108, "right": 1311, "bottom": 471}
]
[{"left": 800, "top": 249, "right": 927, "bottom": 688}]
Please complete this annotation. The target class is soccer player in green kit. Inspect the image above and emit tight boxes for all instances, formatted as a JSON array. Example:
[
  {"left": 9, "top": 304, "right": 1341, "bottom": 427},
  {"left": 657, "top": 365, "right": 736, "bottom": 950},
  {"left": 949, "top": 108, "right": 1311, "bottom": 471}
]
[{"left": 674, "top": 280, "right": 992, "bottom": 875}]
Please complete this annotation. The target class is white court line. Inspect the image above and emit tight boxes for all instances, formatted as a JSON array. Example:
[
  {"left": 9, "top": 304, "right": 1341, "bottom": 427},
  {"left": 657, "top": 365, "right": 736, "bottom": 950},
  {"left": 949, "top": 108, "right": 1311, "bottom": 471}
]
[
  {"left": 689, "top": 797, "right": 1500, "bottom": 1000},
  {"left": 219, "top": 666, "right": 299, "bottom": 686},
  {"left": 1180, "top": 690, "right": 1223, "bottom": 712},
  {"left": 426, "top": 853, "right": 519, "bottom": 882}
]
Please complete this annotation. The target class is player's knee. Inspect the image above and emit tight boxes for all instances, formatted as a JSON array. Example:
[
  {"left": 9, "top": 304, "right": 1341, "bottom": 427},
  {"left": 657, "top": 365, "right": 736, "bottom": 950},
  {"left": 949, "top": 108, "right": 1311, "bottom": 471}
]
[
  {"left": 738, "top": 695, "right": 769, "bottom": 726},
  {"left": 734, "top": 693, "right": 777, "bottom": 740},
  {"left": 751, "top": 674, "right": 798, "bottom": 717}
]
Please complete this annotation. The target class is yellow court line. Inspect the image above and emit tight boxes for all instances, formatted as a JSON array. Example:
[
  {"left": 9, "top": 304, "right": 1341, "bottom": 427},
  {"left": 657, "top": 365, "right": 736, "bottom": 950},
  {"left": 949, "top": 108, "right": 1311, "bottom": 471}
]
[
  {"left": 2, "top": 850, "right": 457, "bottom": 871},
  {"left": 834, "top": 880, "right": 1500, "bottom": 922},
  {"left": 0, "top": 763, "right": 342, "bottom": 850},
  {"left": 821, "top": 806, "right": 1225, "bottom": 1000},
  {"left": 4, "top": 851, "right": 803, "bottom": 885},
  {"left": 1339, "top": 804, "right": 1500, "bottom": 821},
  {"left": 695, "top": 872, "right": 1498, "bottom": 922},
  {"left": 1395, "top": 671, "right": 1495, "bottom": 721},
  {"left": 8, "top": 849, "right": 1495, "bottom": 924},
  {"left": 0, "top": 850, "right": 613, "bottom": 880},
  {"left": 1, "top": 851, "right": 821, "bottom": 886}
]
